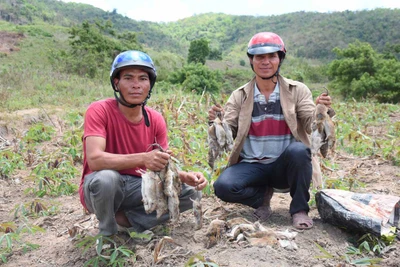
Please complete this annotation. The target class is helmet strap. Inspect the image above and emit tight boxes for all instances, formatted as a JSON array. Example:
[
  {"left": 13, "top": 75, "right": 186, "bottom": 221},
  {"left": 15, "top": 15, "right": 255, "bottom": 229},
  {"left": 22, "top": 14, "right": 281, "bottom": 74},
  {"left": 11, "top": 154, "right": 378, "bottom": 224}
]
[
  {"left": 261, "top": 73, "right": 278, "bottom": 85},
  {"left": 261, "top": 72, "right": 278, "bottom": 80},
  {"left": 259, "top": 62, "right": 282, "bottom": 84},
  {"left": 142, "top": 105, "right": 150, "bottom": 127},
  {"left": 113, "top": 90, "right": 140, "bottom": 108},
  {"left": 113, "top": 90, "right": 151, "bottom": 127}
]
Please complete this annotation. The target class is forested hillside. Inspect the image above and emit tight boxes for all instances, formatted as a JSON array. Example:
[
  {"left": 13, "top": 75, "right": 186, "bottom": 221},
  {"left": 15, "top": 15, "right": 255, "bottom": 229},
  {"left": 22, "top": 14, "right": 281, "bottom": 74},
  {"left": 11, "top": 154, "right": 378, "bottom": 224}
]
[
  {"left": 1, "top": 0, "right": 399, "bottom": 103},
  {"left": 1, "top": 0, "right": 399, "bottom": 60}
]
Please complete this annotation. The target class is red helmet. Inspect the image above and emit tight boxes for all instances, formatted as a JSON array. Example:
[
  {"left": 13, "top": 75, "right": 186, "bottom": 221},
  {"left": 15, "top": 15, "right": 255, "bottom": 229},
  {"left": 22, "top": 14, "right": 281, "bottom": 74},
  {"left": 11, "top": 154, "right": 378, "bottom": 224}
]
[{"left": 247, "top": 32, "right": 286, "bottom": 60}]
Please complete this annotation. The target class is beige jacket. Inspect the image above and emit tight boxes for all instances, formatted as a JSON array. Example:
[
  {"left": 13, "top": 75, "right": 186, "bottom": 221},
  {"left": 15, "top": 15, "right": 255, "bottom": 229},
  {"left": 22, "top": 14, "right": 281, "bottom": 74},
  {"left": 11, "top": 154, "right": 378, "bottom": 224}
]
[{"left": 224, "top": 75, "right": 323, "bottom": 188}]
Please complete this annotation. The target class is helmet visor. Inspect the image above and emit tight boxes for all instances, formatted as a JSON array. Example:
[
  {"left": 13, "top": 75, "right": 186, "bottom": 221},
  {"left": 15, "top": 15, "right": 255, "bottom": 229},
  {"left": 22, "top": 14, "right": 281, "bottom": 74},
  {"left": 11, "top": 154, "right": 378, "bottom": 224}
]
[{"left": 248, "top": 43, "right": 282, "bottom": 55}]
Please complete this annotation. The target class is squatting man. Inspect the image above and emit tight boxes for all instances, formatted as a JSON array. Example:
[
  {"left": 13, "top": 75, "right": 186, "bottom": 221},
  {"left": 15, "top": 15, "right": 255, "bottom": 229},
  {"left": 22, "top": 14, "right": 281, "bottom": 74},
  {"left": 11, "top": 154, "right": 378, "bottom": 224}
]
[
  {"left": 208, "top": 32, "right": 332, "bottom": 230},
  {"left": 79, "top": 50, "right": 207, "bottom": 236}
]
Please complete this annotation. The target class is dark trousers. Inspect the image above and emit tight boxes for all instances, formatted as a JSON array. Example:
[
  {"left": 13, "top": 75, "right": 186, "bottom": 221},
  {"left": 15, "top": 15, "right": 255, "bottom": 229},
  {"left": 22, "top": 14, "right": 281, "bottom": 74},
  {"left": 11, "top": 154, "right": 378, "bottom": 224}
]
[{"left": 213, "top": 142, "right": 312, "bottom": 215}]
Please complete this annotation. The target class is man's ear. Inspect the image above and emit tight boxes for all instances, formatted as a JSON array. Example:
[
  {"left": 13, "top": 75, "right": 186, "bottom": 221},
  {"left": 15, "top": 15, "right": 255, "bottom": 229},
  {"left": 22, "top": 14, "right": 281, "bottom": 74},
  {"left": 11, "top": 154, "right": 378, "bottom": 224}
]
[
  {"left": 113, "top": 78, "right": 119, "bottom": 90},
  {"left": 249, "top": 57, "right": 253, "bottom": 65}
]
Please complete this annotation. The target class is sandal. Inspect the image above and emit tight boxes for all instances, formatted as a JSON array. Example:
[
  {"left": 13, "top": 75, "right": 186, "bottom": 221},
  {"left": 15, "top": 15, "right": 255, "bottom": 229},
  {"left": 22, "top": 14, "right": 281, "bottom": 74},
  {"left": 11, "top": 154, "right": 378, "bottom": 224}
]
[{"left": 292, "top": 211, "right": 313, "bottom": 230}]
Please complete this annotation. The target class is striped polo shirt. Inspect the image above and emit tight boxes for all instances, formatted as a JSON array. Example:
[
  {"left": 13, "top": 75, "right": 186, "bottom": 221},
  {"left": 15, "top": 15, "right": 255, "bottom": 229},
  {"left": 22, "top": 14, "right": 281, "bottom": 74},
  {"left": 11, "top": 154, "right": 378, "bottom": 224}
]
[{"left": 240, "top": 82, "right": 294, "bottom": 164}]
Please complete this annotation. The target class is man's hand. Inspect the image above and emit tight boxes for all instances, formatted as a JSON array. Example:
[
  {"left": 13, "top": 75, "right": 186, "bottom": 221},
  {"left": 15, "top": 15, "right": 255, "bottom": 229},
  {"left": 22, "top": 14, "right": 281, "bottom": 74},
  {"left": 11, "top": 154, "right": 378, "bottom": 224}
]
[
  {"left": 144, "top": 150, "right": 170, "bottom": 171},
  {"left": 208, "top": 104, "right": 223, "bottom": 122},
  {"left": 316, "top": 92, "right": 332, "bottom": 107},
  {"left": 179, "top": 171, "right": 208, "bottom": 190}
]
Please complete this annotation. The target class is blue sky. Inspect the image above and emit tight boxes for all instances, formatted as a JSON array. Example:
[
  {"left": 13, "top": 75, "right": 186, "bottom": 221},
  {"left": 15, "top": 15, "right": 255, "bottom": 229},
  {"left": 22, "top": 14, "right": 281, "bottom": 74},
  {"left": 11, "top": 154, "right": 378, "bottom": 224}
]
[{"left": 61, "top": 0, "right": 400, "bottom": 22}]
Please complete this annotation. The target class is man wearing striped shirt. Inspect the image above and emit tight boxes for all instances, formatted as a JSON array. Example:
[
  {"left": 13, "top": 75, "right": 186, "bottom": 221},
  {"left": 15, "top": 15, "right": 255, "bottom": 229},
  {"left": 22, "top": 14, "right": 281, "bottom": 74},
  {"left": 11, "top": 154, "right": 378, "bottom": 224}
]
[{"left": 208, "top": 32, "right": 332, "bottom": 230}]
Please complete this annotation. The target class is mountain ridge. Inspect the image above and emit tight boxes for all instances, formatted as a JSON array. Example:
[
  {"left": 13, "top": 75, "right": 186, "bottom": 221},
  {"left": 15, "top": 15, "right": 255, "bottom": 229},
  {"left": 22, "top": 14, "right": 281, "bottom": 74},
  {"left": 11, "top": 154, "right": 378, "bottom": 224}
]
[{"left": 1, "top": 1, "right": 399, "bottom": 60}]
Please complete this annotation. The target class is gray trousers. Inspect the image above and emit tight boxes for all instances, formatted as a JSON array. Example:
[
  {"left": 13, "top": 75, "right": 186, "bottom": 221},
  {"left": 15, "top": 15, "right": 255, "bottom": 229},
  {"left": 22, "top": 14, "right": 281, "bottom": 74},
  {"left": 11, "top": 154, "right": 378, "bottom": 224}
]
[{"left": 83, "top": 170, "right": 199, "bottom": 236}]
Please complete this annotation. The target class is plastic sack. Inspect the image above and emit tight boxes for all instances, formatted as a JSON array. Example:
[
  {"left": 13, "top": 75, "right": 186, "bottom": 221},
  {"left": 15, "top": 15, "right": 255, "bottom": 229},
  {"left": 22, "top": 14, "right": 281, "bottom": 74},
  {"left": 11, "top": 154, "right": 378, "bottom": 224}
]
[{"left": 316, "top": 189, "right": 400, "bottom": 236}]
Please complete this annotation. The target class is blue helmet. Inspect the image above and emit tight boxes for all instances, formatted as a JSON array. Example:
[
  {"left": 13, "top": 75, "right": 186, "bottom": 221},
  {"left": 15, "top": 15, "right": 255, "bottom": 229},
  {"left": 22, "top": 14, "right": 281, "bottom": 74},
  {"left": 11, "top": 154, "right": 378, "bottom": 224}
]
[{"left": 110, "top": 50, "right": 157, "bottom": 91}]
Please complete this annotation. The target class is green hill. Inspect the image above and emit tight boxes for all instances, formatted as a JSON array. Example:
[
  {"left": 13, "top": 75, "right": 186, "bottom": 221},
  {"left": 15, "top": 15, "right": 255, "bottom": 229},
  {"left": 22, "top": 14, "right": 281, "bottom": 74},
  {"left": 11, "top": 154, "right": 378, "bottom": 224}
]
[
  {"left": 0, "top": 0, "right": 399, "bottom": 109},
  {"left": 1, "top": 0, "right": 399, "bottom": 60}
]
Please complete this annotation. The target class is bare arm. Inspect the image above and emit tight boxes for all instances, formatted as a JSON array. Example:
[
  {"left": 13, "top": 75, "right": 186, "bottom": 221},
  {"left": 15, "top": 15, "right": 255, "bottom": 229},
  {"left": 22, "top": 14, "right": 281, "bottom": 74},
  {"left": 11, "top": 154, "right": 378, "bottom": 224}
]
[{"left": 85, "top": 136, "right": 170, "bottom": 172}]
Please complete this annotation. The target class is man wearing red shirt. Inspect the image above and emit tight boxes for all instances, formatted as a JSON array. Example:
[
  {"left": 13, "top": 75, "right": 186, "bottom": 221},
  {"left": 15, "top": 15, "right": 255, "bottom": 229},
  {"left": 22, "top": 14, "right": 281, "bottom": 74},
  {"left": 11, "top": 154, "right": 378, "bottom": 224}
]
[{"left": 79, "top": 50, "right": 207, "bottom": 236}]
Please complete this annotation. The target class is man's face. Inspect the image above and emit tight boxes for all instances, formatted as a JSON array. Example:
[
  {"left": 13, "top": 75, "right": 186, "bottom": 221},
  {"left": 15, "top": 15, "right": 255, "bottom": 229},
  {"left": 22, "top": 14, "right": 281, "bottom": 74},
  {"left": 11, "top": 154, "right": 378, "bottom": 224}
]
[
  {"left": 114, "top": 67, "right": 150, "bottom": 105},
  {"left": 250, "top": 52, "right": 280, "bottom": 79}
]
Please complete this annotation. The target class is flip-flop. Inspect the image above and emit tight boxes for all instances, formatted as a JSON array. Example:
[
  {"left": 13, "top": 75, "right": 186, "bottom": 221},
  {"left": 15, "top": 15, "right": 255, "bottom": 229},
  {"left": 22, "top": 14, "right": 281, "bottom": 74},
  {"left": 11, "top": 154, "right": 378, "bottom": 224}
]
[{"left": 292, "top": 211, "right": 313, "bottom": 230}]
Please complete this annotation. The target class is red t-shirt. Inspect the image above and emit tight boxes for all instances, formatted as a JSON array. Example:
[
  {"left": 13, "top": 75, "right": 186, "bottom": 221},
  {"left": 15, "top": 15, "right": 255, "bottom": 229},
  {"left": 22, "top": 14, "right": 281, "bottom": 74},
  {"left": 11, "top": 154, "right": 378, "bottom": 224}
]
[{"left": 79, "top": 98, "right": 168, "bottom": 208}]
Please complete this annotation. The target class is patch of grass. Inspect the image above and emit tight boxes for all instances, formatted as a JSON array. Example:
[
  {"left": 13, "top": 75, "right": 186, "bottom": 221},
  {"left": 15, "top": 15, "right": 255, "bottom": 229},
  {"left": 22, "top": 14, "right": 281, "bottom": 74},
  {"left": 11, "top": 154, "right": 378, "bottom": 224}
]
[
  {"left": 314, "top": 241, "right": 382, "bottom": 266},
  {"left": 185, "top": 252, "right": 220, "bottom": 266},
  {"left": 23, "top": 122, "right": 55, "bottom": 143},
  {"left": 13, "top": 199, "right": 59, "bottom": 218},
  {"left": 334, "top": 100, "right": 400, "bottom": 165},
  {"left": 0, "top": 23, "right": 111, "bottom": 112},
  {"left": 0, "top": 150, "right": 24, "bottom": 179},
  {"left": 350, "top": 230, "right": 398, "bottom": 256},
  {"left": 325, "top": 176, "right": 366, "bottom": 191},
  {"left": 75, "top": 235, "right": 136, "bottom": 266},
  {"left": 26, "top": 158, "right": 78, "bottom": 197},
  {"left": 0, "top": 221, "right": 44, "bottom": 264}
]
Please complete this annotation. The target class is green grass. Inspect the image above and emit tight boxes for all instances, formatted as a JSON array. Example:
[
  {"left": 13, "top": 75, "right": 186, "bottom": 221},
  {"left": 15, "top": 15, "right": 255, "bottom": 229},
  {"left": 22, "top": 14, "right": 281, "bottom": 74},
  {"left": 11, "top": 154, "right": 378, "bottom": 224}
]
[
  {"left": 0, "top": 21, "right": 110, "bottom": 111},
  {"left": 334, "top": 101, "right": 400, "bottom": 165}
]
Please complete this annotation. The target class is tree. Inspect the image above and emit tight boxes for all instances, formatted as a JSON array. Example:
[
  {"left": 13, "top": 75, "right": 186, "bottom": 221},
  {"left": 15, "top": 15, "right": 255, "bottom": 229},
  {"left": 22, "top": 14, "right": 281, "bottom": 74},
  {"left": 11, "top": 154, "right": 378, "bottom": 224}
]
[
  {"left": 187, "top": 38, "right": 210, "bottom": 65},
  {"left": 382, "top": 43, "right": 400, "bottom": 60},
  {"left": 52, "top": 20, "right": 142, "bottom": 78},
  {"left": 168, "top": 63, "right": 222, "bottom": 94},
  {"left": 327, "top": 40, "right": 400, "bottom": 103},
  {"left": 208, "top": 48, "right": 222, "bottom": 60}
]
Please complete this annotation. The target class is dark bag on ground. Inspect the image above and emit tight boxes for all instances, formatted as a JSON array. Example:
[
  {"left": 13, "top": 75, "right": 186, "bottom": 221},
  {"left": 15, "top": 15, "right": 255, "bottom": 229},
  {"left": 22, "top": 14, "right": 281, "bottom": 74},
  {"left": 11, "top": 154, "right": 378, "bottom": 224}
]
[{"left": 316, "top": 189, "right": 399, "bottom": 236}]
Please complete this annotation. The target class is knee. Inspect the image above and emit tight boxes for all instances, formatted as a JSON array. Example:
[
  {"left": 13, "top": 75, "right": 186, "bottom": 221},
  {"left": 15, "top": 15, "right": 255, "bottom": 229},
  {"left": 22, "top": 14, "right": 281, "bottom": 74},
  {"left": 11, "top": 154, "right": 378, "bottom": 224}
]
[
  {"left": 286, "top": 142, "right": 311, "bottom": 162},
  {"left": 213, "top": 179, "right": 231, "bottom": 200},
  {"left": 89, "top": 170, "right": 121, "bottom": 192}
]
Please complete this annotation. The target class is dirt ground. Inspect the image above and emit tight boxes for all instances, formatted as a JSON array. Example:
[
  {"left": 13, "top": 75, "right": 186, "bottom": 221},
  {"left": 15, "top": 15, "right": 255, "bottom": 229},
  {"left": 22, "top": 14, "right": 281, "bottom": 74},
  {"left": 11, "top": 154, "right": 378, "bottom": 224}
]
[
  {"left": 0, "top": 31, "right": 24, "bottom": 54},
  {"left": 0, "top": 109, "right": 399, "bottom": 267}
]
